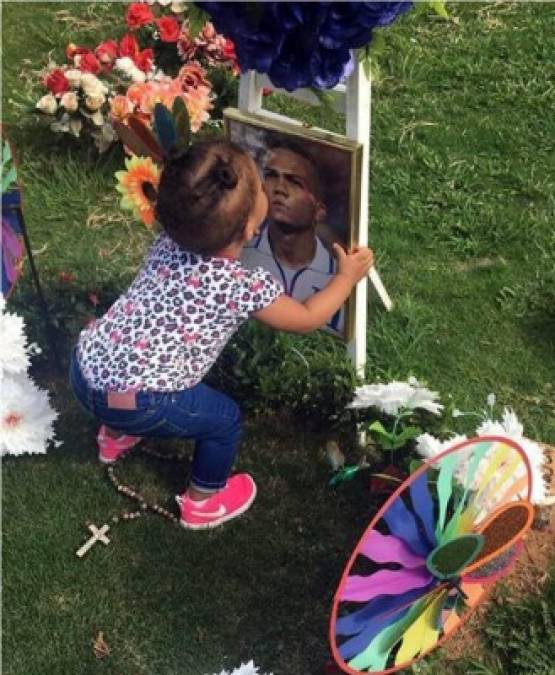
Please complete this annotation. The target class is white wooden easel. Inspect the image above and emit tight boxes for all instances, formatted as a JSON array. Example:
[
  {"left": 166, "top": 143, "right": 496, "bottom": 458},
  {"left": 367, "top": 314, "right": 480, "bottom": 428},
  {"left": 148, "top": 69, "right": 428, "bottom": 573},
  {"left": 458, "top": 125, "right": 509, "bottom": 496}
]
[{"left": 238, "top": 62, "right": 392, "bottom": 378}]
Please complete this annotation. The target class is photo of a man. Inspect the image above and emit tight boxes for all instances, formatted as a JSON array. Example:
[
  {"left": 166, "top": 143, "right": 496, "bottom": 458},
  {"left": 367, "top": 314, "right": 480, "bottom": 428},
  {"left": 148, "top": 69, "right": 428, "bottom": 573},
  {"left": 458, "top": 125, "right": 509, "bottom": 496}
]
[
  {"left": 224, "top": 107, "right": 361, "bottom": 340},
  {"left": 241, "top": 140, "right": 344, "bottom": 334}
]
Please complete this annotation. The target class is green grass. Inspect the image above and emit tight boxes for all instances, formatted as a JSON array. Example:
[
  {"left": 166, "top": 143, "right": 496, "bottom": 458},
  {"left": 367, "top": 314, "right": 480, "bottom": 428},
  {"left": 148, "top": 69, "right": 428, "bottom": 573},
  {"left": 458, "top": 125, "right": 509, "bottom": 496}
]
[{"left": 2, "top": 2, "right": 555, "bottom": 674}]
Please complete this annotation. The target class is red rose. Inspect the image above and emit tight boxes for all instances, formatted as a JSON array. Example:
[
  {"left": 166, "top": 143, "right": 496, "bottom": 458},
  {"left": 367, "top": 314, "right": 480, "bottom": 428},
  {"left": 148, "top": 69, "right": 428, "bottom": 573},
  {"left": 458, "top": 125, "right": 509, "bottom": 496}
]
[
  {"left": 134, "top": 48, "right": 154, "bottom": 73},
  {"left": 44, "top": 69, "right": 70, "bottom": 95},
  {"left": 156, "top": 16, "right": 180, "bottom": 43},
  {"left": 119, "top": 34, "right": 140, "bottom": 60},
  {"left": 76, "top": 52, "right": 101, "bottom": 74},
  {"left": 125, "top": 2, "right": 154, "bottom": 29},
  {"left": 95, "top": 40, "right": 118, "bottom": 65}
]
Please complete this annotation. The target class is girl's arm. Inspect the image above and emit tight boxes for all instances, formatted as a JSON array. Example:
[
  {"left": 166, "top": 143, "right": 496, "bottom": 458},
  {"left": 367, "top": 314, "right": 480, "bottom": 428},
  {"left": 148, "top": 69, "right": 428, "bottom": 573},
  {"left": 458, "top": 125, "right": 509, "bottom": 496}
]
[{"left": 252, "top": 245, "right": 373, "bottom": 334}]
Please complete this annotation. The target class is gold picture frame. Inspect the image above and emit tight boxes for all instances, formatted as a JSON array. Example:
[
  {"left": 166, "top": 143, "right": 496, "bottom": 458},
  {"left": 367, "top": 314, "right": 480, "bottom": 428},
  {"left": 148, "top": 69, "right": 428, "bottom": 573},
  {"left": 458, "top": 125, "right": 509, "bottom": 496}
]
[{"left": 223, "top": 107, "right": 362, "bottom": 342}]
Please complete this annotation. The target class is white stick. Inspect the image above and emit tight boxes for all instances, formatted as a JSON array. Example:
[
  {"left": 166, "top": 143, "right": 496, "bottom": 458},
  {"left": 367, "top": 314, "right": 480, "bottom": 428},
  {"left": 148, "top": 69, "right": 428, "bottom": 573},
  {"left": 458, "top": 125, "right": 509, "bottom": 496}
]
[{"left": 368, "top": 266, "right": 393, "bottom": 312}]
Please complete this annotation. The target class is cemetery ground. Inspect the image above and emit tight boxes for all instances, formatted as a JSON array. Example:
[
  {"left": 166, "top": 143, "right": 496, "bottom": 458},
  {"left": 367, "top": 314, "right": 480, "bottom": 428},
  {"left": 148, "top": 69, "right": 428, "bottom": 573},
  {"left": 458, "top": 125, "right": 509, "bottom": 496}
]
[{"left": 2, "top": 2, "right": 554, "bottom": 674}]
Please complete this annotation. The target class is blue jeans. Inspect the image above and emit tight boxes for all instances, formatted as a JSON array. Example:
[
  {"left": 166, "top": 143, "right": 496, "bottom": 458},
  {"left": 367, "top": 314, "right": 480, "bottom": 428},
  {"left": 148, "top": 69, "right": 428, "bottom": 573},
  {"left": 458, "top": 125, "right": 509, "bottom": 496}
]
[{"left": 69, "top": 351, "right": 241, "bottom": 492}]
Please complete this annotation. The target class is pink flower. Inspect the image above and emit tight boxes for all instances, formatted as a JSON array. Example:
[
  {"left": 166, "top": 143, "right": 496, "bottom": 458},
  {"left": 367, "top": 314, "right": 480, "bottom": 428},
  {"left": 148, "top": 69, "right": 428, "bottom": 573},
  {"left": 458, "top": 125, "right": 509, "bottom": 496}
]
[
  {"left": 134, "top": 339, "right": 149, "bottom": 350},
  {"left": 156, "top": 16, "right": 181, "bottom": 43},
  {"left": 110, "top": 95, "right": 133, "bottom": 121},
  {"left": 125, "top": 2, "right": 154, "bottom": 29},
  {"left": 178, "top": 62, "right": 210, "bottom": 92},
  {"left": 194, "top": 21, "right": 228, "bottom": 67},
  {"left": 123, "top": 301, "right": 135, "bottom": 315},
  {"left": 44, "top": 69, "right": 70, "bottom": 95},
  {"left": 177, "top": 24, "right": 196, "bottom": 61},
  {"left": 181, "top": 87, "right": 212, "bottom": 133},
  {"left": 110, "top": 331, "right": 122, "bottom": 343}
]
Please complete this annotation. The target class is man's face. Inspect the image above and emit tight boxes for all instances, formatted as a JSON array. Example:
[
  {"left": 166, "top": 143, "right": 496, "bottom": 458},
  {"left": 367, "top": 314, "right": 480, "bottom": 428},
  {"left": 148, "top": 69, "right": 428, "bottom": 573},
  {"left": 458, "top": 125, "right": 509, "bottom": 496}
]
[{"left": 262, "top": 148, "right": 325, "bottom": 231}]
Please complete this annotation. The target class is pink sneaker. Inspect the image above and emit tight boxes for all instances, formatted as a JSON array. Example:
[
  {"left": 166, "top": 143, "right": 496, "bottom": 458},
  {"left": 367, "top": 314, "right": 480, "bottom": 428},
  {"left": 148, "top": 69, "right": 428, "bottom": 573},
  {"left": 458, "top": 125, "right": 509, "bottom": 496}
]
[
  {"left": 176, "top": 474, "right": 257, "bottom": 530},
  {"left": 97, "top": 425, "right": 142, "bottom": 464}
]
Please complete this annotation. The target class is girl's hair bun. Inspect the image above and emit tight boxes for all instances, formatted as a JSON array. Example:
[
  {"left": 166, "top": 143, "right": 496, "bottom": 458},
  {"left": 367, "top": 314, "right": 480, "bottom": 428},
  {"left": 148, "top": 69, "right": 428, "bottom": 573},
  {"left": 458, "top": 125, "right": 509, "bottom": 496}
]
[{"left": 213, "top": 162, "right": 237, "bottom": 190}]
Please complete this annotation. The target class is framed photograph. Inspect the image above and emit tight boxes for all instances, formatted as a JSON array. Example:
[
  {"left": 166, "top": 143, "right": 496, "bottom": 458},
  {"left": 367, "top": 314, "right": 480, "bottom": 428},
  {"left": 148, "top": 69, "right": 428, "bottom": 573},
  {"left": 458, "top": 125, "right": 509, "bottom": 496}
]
[{"left": 223, "top": 107, "right": 362, "bottom": 342}]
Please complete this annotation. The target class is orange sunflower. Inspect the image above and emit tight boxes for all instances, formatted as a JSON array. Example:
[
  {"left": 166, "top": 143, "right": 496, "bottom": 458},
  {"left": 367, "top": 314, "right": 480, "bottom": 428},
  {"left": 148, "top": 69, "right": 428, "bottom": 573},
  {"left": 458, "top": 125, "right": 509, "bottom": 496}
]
[{"left": 115, "top": 155, "right": 160, "bottom": 228}]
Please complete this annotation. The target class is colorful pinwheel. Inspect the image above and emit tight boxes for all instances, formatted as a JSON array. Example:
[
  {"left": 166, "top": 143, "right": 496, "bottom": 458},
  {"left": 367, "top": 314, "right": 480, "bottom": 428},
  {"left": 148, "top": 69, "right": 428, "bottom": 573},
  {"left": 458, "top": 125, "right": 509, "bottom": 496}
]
[
  {"left": 330, "top": 435, "right": 535, "bottom": 674},
  {"left": 2, "top": 131, "right": 25, "bottom": 298}
]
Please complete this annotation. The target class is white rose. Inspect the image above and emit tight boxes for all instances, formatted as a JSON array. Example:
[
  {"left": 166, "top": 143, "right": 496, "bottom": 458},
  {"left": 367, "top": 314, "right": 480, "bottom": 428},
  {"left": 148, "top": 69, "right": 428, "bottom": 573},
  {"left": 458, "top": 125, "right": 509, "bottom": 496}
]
[
  {"left": 80, "top": 73, "right": 108, "bottom": 96},
  {"left": 130, "top": 66, "right": 146, "bottom": 83},
  {"left": 60, "top": 91, "right": 79, "bottom": 112},
  {"left": 36, "top": 94, "right": 58, "bottom": 115},
  {"left": 65, "top": 69, "right": 82, "bottom": 88},
  {"left": 114, "top": 57, "right": 146, "bottom": 83},
  {"left": 85, "top": 93, "right": 106, "bottom": 111},
  {"left": 170, "top": 1, "right": 186, "bottom": 13}
]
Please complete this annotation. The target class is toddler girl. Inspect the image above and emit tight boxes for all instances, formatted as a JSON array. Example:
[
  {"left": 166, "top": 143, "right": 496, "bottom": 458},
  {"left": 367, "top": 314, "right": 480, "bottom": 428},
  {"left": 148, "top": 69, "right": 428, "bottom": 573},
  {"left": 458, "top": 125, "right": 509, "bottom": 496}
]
[{"left": 70, "top": 140, "right": 373, "bottom": 530}]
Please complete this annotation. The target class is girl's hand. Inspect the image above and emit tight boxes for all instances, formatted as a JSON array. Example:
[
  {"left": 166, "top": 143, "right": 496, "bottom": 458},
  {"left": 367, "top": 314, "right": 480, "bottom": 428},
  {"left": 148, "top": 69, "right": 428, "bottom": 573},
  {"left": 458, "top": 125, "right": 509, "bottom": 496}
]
[{"left": 333, "top": 244, "right": 374, "bottom": 285}]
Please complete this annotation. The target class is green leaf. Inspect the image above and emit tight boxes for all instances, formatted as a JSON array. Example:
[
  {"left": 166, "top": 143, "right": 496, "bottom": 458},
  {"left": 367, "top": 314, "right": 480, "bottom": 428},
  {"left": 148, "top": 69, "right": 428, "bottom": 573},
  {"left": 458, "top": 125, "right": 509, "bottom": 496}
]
[
  {"left": 3, "top": 139, "right": 12, "bottom": 164},
  {"left": 2, "top": 166, "right": 17, "bottom": 193},
  {"left": 393, "top": 425, "right": 422, "bottom": 446},
  {"left": 188, "top": 5, "right": 210, "bottom": 39},
  {"left": 329, "top": 465, "right": 360, "bottom": 487},
  {"left": 367, "top": 420, "right": 388, "bottom": 435}
]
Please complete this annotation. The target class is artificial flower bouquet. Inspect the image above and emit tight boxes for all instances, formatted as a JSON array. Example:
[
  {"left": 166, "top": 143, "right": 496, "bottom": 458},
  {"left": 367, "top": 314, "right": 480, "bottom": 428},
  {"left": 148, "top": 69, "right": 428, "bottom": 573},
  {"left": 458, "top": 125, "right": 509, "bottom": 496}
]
[
  {"left": 331, "top": 382, "right": 553, "bottom": 508},
  {"left": 0, "top": 294, "right": 58, "bottom": 457},
  {"left": 327, "top": 377, "right": 443, "bottom": 488},
  {"left": 348, "top": 377, "right": 444, "bottom": 457},
  {"left": 34, "top": 2, "right": 239, "bottom": 153}
]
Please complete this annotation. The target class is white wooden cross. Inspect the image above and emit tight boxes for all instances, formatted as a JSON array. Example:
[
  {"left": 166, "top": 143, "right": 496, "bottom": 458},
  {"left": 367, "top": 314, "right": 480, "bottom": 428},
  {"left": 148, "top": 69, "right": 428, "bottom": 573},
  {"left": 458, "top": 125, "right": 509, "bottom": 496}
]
[{"left": 76, "top": 523, "right": 111, "bottom": 558}]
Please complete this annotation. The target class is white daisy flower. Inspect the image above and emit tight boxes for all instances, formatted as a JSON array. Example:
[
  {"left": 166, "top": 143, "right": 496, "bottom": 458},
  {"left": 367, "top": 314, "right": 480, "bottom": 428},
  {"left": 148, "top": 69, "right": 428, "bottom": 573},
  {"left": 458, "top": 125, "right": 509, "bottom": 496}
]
[
  {"left": 1, "top": 373, "right": 58, "bottom": 456},
  {"left": 348, "top": 380, "right": 443, "bottom": 416},
  {"left": 0, "top": 295, "right": 31, "bottom": 376}
]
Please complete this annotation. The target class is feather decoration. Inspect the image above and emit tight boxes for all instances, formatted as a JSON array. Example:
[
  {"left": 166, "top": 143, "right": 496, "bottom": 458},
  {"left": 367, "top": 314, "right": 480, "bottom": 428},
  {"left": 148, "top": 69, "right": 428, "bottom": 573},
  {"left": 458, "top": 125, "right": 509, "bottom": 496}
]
[
  {"left": 172, "top": 96, "right": 191, "bottom": 151},
  {"left": 153, "top": 103, "right": 177, "bottom": 156},
  {"left": 112, "top": 119, "right": 163, "bottom": 164},
  {"left": 127, "top": 115, "right": 164, "bottom": 164}
]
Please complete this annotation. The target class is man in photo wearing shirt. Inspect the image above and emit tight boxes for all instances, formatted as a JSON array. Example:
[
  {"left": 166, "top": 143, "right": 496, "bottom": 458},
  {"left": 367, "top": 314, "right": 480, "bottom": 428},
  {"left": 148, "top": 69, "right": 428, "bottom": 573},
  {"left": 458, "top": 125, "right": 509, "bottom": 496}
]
[{"left": 241, "top": 140, "right": 344, "bottom": 334}]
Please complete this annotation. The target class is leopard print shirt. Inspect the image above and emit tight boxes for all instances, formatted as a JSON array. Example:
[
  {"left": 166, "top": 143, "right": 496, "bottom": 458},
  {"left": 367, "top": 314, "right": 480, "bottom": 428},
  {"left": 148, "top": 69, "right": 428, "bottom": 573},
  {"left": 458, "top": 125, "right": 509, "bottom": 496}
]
[{"left": 77, "top": 233, "right": 283, "bottom": 392}]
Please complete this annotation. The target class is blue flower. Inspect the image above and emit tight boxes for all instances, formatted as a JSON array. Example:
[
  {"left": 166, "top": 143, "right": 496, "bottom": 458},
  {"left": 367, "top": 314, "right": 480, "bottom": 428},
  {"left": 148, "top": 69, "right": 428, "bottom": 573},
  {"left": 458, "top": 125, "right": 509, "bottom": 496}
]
[{"left": 197, "top": 1, "right": 412, "bottom": 91}]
